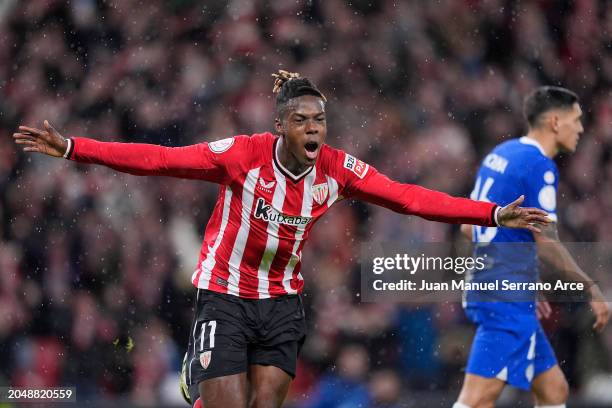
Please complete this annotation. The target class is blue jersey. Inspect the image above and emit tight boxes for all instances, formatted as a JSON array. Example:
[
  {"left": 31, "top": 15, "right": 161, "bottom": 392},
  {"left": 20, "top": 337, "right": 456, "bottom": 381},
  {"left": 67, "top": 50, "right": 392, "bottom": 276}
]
[{"left": 464, "top": 137, "right": 559, "bottom": 313}]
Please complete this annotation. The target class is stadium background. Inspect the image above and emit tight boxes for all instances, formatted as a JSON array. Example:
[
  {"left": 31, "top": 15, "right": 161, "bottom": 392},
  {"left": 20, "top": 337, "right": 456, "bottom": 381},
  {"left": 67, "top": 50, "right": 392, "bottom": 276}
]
[{"left": 1, "top": 0, "right": 611, "bottom": 407}]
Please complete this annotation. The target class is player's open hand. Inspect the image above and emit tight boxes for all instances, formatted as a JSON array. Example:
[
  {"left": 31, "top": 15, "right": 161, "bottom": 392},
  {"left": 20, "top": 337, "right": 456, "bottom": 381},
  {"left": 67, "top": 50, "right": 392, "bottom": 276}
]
[
  {"left": 589, "top": 286, "right": 610, "bottom": 332},
  {"left": 13, "top": 120, "right": 68, "bottom": 158},
  {"left": 496, "top": 195, "right": 552, "bottom": 233}
]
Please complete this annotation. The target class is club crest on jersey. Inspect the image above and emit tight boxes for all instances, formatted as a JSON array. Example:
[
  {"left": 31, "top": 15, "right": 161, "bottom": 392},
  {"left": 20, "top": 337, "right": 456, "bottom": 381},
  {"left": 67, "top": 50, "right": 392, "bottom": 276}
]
[
  {"left": 343, "top": 154, "right": 369, "bottom": 179},
  {"left": 253, "top": 198, "right": 312, "bottom": 226},
  {"left": 200, "top": 351, "right": 212, "bottom": 369},
  {"left": 312, "top": 183, "right": 329, "bottom": 205},
  {"left": 257, "top": 178, "right": 276, "bottom": 193},
  {"left": 208, "top": 137, "right": 234, "bottom": 153}
]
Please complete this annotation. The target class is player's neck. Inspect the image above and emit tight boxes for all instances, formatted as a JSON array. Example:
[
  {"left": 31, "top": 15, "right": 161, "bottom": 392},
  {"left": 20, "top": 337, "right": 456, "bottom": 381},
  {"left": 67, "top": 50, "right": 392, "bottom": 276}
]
[
  {"left": 525, "top": 130, "right": 557, "bottom": 158},
  {"left": 276, "top": 138, "right": 312, "bottom": 176}
]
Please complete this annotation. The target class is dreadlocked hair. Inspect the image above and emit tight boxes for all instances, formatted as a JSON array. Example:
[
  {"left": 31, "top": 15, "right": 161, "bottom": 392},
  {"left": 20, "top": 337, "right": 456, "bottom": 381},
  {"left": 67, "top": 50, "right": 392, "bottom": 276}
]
[{"left": 272, "top": 70, "right": 327, "bottom": 116}]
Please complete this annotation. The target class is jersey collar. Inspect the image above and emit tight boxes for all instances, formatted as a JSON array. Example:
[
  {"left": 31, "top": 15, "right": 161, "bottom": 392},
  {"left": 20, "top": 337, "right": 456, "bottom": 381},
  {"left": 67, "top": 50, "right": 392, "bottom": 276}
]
[
  {"left": 519, "top": 136, "right": 546, "bottom": 156},
  {"left": 273, "top": 137, "right": 314, "bottom": 182}
]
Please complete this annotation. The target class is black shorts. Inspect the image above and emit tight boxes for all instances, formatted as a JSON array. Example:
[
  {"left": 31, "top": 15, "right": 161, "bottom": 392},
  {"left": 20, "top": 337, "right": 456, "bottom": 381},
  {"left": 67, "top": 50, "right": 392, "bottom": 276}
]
[{"left": 184, "top": 289, "right": 307, "bottom": 391}]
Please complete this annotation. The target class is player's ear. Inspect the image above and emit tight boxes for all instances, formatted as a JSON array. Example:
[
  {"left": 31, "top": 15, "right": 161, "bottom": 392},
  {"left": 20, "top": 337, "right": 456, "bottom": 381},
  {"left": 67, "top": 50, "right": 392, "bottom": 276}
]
[
  {"left": 550, "top": 113, "right": 560, "bottom": 133},
  {"left": 274, "top": 117, "right": 284, "bottom": 136}
]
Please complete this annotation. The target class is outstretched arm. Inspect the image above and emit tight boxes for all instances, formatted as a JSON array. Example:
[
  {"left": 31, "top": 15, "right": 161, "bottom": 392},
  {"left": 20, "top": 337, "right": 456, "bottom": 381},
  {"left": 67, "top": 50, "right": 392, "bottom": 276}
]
[
  {"left": 13, "top": 121, "right": 240, "bottom": 183},
  {"left": 535, "top": 223, "right": 610, "bottom": 332}
]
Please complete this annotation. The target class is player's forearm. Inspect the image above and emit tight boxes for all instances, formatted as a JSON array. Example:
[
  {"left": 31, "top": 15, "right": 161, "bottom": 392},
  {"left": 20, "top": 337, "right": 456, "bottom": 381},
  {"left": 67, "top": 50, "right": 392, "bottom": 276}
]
[
  {"left": 352, "top": 173, "right": 497, "bottom": 226},
  {"left": 537, "top": 241, "right": 589, "bottom": 282},
  {"left": 401, "top": 185, "right": 497, "bottom": 226},
  {"left": 535, "top": 226, "right": 597, "bottom": 291},
  {"left": 68, "top": 137, "right": 214, "bottom": 179}
]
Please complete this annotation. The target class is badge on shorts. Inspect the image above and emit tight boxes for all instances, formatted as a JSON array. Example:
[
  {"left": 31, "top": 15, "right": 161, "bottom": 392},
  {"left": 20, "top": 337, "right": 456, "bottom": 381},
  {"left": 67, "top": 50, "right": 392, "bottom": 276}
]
[{"left": 200, "top": 351, "right": 212, "bottom": 369}]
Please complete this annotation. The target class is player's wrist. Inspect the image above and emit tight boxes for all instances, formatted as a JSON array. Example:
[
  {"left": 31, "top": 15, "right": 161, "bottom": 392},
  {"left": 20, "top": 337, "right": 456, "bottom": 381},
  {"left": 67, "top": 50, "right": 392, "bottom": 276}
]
[
  {"left": 589, "top": 284, "right": 604, "bottom": 299},
  {"left": 493, "top": 205, "right": 502, "bottom": 226},
  {"left": 62, "top": 138, "right": 73, "bottom": 159}
]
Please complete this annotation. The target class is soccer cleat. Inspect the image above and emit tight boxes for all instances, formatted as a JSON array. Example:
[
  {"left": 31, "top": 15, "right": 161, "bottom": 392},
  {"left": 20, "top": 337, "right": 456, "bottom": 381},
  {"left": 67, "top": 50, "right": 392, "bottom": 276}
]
[{"left": 180, "top": 352, "right": 191, "bottom": 405}]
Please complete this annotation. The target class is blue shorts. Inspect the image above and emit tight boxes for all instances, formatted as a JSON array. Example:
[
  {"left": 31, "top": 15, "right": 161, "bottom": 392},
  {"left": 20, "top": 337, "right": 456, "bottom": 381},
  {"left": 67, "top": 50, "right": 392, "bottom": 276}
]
[{"left": 465, "top": 307, "right": 557, "bottom": 390}]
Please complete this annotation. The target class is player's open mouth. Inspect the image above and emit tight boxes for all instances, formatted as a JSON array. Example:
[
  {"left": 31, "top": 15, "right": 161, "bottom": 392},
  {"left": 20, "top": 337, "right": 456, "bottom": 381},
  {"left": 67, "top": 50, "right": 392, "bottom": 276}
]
[{"left": 304, "top": 141, "right": 319, "bottom": 160}]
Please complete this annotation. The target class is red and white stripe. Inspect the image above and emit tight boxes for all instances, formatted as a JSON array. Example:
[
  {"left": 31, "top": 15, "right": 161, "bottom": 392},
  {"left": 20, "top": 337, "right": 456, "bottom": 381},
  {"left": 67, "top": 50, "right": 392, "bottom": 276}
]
[
  {"left": 193, "top": 186, "right": 233, "bottom": 289},
  {"left": 281, "top": 167, "right": 316, "bottom": 294},
  {"left": 256, "top": 166, "right": 287, "bottom": 297},
  {"left": 227, "top": 167, "right": 260, "bottom": 296},
  {"left": 326, "top": 175, "right": 339, "bottom": 206}
]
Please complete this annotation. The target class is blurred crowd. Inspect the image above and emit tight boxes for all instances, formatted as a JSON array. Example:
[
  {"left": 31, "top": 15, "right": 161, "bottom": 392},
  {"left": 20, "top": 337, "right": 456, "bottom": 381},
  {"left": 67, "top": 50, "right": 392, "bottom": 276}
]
[{"left": 1, "top": 0, "right": 612, "bottom": 406}]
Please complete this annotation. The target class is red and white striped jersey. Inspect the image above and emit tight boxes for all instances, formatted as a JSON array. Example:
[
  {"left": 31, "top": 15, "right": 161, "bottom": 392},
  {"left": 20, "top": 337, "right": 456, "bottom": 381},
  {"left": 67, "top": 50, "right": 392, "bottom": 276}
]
[{"left": 69, "top": 132, "right": 497, "bottom": 299}]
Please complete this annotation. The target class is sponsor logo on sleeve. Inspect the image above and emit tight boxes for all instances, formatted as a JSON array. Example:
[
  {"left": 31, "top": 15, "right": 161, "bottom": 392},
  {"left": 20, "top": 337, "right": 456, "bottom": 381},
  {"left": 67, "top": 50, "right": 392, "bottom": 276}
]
[
  {"left": 208, "top": 137, "right": 235, "bottom": 153},
  {"left": 343, "top": 154, "right": 369, "bottom": 179}
]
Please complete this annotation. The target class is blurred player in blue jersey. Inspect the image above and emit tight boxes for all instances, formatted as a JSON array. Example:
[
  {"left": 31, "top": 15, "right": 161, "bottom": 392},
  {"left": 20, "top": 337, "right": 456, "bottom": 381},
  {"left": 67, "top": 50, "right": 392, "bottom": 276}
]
[{"left": 453, "top": 86, "right": 610, "bottom": 408}]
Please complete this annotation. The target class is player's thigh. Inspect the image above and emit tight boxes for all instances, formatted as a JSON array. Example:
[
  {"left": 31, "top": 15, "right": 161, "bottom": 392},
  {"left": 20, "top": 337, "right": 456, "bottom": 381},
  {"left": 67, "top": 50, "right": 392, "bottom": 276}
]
[
  {"left": 250, "top": 294, "right": 306, "bottom": 374},
  {"left": 531, "top": 365, "right": 569, "bottom": 405},
  {"left": 199, "top": 372, "right": 248, "bottom": 408},
  {"left": 248, "top": 364, "right": 292, "bottom": 408},
  {"left": 246, "top": 295, "right": 305, "bottom": 407},
  {"left": 457, "top": 373, "right": 506, "bottom": 408},
  {"left": 185, "top": 290, "right": 253, "bottom": 386}
]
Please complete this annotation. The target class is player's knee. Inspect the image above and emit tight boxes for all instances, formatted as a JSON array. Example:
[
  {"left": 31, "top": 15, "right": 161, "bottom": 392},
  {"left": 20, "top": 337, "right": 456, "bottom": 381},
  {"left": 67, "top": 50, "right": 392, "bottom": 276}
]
[
  {"left": 458, "top": 372, "right": 506, "bottom": 407},
  {"left": 537, "top": 376, "right": 569, "bottom": 405},
  {"left": 457, "top": 388, "right": 497, "bottom": 408},
  {"left": 551, "top": 376, "right": 569, "bottom": 403},
  {"left": 248, "top": 387, "right": 284, "bottom": 408},
  {"left": 558, "top": 376, "right": 570, "bottom": 401}
]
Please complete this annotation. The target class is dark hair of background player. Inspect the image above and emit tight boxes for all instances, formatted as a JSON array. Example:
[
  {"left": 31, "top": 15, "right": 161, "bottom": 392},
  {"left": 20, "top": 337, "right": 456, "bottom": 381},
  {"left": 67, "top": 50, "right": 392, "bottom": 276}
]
[{"left": 523, "top": 86, "right": 579, "bottom": 128}]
